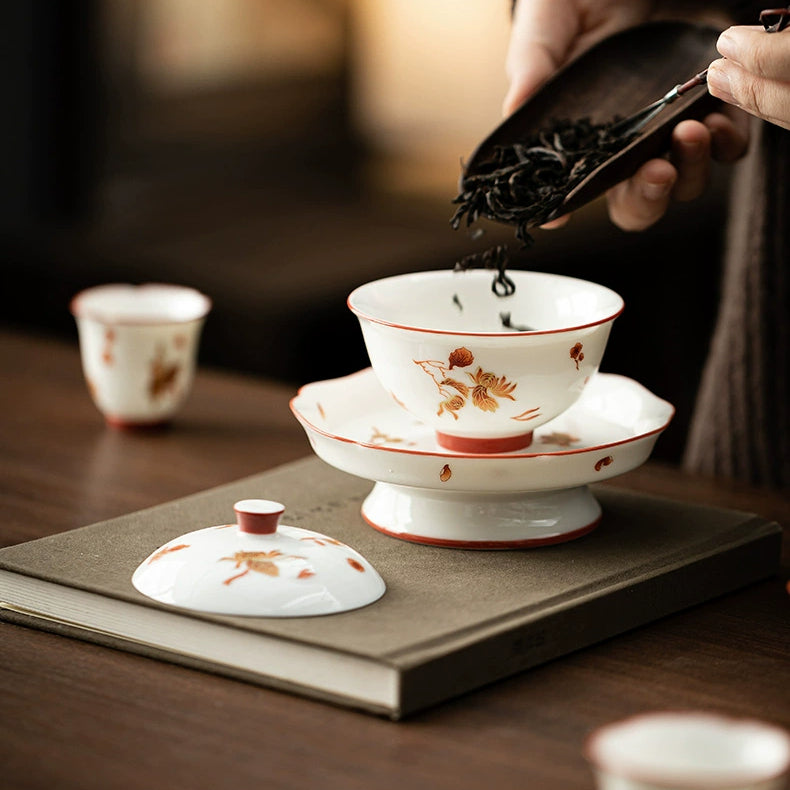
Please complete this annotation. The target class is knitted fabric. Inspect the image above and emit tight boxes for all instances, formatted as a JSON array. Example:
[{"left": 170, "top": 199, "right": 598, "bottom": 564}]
[{"left": 683, "top": 119, "right": 790, "bottom": 489}]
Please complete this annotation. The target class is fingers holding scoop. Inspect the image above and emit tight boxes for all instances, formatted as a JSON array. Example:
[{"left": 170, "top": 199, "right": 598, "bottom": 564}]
[{"left": 708, "top": 25, "right": 790, "bottom": 131}]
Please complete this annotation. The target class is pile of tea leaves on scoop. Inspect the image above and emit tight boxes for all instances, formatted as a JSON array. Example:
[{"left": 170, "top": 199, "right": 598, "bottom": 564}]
[{"left": 451, "top": 116, "right": 636, "bottom": 295}]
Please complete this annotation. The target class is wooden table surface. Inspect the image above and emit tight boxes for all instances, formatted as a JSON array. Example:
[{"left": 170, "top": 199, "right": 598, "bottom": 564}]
[{"left": 1, "top": 329, "right": 788, "bottom": 790}]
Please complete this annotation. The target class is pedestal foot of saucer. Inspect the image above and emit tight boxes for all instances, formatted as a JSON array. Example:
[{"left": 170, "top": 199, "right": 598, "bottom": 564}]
[{"left": 360, "top": 483, "right": 602, "bottom": 549}]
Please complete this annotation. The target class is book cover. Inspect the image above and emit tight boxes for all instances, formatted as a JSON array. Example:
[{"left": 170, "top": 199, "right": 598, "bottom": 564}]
[{"left": 0, "top": 456, "right": 782, "bottom": 719}]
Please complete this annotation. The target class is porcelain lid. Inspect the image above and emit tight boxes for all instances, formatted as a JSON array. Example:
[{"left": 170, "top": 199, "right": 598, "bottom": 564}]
[{"left": 132, "top": 499, "right": 386, "bottom": 617}]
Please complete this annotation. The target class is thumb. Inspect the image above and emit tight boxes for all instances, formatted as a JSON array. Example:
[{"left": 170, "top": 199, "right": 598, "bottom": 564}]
[
  {"left": 503, "top": 49, "right": 561, "bottom": 116},
  {"left": 503, "top": 1, "right": 574, "bottom": 116}
]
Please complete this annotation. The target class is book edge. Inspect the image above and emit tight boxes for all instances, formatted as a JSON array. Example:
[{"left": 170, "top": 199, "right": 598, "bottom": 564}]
[
  {"left": 386, "top": 515, "right": 782, "bottom": 665},
  {"left": 396, "top": 523, "right": 781, "bottom": 716},
  {"left": 0, "top": 575, "right": 402, "bottom": 719}
]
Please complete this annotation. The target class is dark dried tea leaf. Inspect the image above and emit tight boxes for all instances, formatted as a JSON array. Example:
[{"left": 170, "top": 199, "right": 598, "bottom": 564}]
[
  {"left": 499, "top": 312, "right": 533, "bottom": 332},
  {"left": 450, "top": 116, "right": 635, "bottom": 294},
  {"left": 452, "top": 116, "right": 634, "bottom": 242},
  {"left": 454, "top": 244, "right": 515, "bottom": 296}
]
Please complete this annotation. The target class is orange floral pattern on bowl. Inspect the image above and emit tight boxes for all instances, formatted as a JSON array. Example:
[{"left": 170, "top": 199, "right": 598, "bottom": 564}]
[
  {"left": 570, "top": 342, "right": 584, "bottom": 370},
  {"left": 415, "top": 347, "right": 527, "bottom": 421}
]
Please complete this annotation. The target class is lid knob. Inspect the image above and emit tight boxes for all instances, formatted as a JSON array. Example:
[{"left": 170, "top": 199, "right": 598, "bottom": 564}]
[{"left": 234, "top": 499, "right": 284, "bottom": 534}]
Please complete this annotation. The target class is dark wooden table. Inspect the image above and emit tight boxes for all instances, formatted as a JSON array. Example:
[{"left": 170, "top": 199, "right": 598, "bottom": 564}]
[{"left": 2, "top": 329, "right": 788, "bottom": 790}]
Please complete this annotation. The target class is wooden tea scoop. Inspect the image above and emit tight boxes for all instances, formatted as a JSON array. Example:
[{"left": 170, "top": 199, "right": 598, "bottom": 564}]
[
  {"left": 605, "top": 6, "right": 789, "bottom": 140},
  {"left": 606, "top": 69, "right": 709, "bottom": 138},
  {"left": 459, "top": 21, "right": 722, "bottom": 224}
]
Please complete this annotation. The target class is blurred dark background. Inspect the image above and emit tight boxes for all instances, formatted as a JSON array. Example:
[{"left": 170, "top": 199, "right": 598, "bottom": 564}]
[{"left": 0, "top": 0, "right": 730, "bottom": 463}]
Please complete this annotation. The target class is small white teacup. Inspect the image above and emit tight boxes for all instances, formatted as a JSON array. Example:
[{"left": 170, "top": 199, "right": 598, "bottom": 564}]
[
  {"left": 71, "top": 283, "right": 211, "bottom": 428},
  {"left": 584, "top": 711, "right": 790, "bottom": 790}
]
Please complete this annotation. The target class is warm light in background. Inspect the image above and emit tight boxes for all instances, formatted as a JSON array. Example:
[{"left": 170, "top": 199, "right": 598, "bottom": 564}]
[
  {"left": 350, "top": 0, "right": 512, "bottom": 161},
  {"left": 102, "top": 0, "right": 513, "bottom": 196},
  {"left": 135, "top": 0, "right": 345, "bottom": 91}
]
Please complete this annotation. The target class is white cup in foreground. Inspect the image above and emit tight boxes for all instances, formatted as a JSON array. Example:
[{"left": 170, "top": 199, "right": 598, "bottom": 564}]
[
  {"left": 70, "top": 283, "right": 212, "bottom": 428},
  {"left": 584, "top": 711, "right": 790, "bottom": 790}
]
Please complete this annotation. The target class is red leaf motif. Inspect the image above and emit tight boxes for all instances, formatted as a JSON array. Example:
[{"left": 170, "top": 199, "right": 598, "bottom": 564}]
[
  {"left": 148, "top": 543, "right": 190, "bottom": 564},
  {"left": 347, "top": 558, "right": 365, "bottom": 572},
  {"left": 570, "top": 343, "right": 585, "bottom": 370},
  {"left": 513, "top": 406, "right": 541, "bottom": 422},
  {"left": 594, "top": 455, "right": 614, "bottom": 472},
  {"left": 448, "top": 347, "right": 474, "bottom": 369}
]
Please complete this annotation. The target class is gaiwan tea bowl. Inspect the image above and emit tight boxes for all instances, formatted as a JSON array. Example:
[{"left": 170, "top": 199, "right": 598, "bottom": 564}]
[{"left": 347, "top": 269, "right": 624, "bottom": 453}]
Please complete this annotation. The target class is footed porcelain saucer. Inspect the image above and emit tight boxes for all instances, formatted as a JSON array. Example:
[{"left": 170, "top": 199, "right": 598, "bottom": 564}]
[
  {"left": 132, "top": 499, "right": 386, "bottom": 616},
  {"left": 291, "top": 370, "right": 674, "bottom": 548}
]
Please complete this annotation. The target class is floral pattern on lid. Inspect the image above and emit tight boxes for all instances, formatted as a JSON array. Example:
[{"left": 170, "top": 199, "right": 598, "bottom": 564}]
[{"left": 132, "top": 499, "right": 386, "bottom": 617}]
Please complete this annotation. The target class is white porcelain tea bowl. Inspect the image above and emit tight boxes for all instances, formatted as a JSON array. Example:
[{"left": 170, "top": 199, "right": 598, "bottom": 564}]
[
  {"left": 584, "top": 711, "right": 790, "bottom": 790},
  {"left": 71, "top": 283, "right": 211, "bottom": 428},
  {"left": 132, "top": 499, "right": 386, "bottom": 617},
  {"left": 347, "top": 269, "right": 623, "bottom": 454}
]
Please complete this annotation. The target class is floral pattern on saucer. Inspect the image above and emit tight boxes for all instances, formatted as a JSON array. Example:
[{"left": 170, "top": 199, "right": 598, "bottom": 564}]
[{"left": 290, "top": 369, "right": 674, "bottom": 494}]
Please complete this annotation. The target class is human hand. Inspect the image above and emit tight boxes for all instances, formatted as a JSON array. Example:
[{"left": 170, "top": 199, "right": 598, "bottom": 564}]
[
  {"left": 604, "top": 110, "right": 749, "bottom": 231},
  {"left": 504, "top": 0, "right": 749, "bottom": 231},
  {"left": 503, "top": 0, "right": 654, "bottom": 117},
  {"left": 708, "top": 24, "right": 790, "bottom": 131}
]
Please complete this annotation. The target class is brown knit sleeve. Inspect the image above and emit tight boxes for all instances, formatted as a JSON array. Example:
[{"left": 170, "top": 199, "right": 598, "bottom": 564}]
[{"left": 683, "top": 121, "right": 790, "bottom": 489}]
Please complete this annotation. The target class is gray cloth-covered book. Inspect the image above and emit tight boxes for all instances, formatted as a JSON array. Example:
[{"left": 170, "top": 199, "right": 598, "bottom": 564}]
[{"left": 0, "top": 457, "right": 781, "bottom": 719}]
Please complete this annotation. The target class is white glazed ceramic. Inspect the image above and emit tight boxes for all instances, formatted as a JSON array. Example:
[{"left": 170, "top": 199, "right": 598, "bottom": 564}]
[
  {"left": 71, "top": 283, "right": 211, "bottom": 428},
  {"left": 290, "top": 368, "right": 673, "bottom": 548},
  {"left": 347, "top": 269, "right": 623, "bottom": 454},
  {"left": 585, "top": 711, "right": 790, "bottom": 790},
  {"left": 132, "top": 499, "right": 386, "bottom": 616}
]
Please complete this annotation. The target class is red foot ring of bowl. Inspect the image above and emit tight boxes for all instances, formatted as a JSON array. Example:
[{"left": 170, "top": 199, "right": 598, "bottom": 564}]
[{"left": 435, "top": 430, "right": 533, "bottom": 454}]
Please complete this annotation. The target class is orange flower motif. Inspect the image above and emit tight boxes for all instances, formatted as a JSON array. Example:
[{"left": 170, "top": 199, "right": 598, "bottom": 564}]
[
  {"left": 471, "top": 385, "right": 498, "bottom": 412},
  {"left": 417, "top": 352, "right": 520, "bottom": 418},
  {"left": 440, "top": 377, "right": 470, "bottom": 397},
  {"left": 220, "top": 549, "right": 306, "bottom": 585},
  {"left": 439, "top": 464, "right": 452, "bottom": 482},
  {"left": 438, "top": 394, "right": 465, "bottom": 419},
  {"left": 468, "top": 367, "right": 517, "bottom": 410}
]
